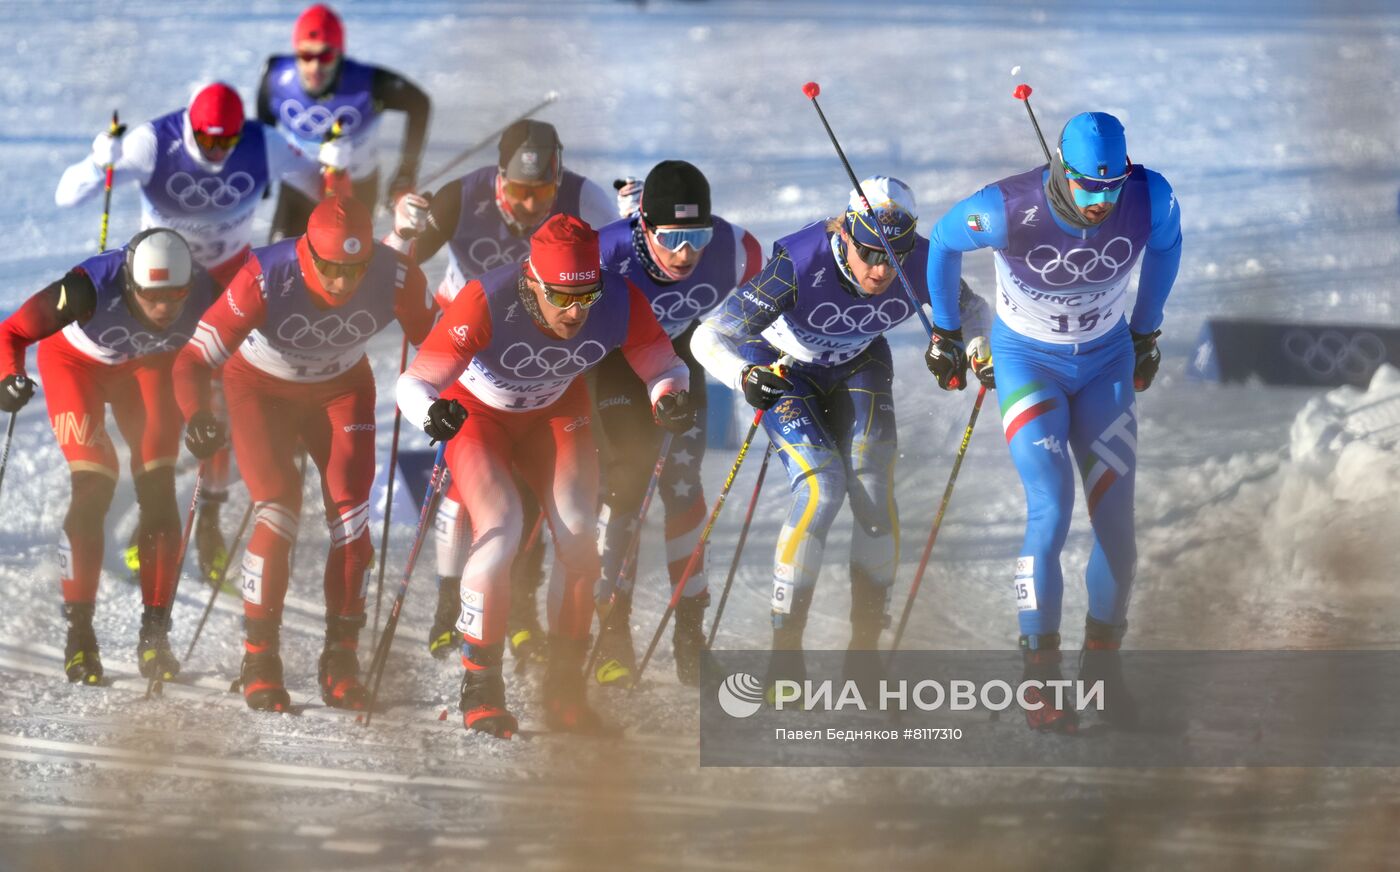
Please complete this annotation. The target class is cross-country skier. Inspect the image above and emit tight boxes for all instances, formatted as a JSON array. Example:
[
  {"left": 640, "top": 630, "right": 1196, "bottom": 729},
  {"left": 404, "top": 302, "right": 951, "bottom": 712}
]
[
  {"left": 259, "top": 3, "right": 431, "bottom": 237},
  {"left": 396, "top": 213, "right": 691, "bottom": 738},
  {"left": 0, "top": 229, "right": 217, "bottom": 685},
  {"left": 387, "top": 119, "right": 616, "bottom": 665},
  {"left": 173, "top": 196, "right": 435, "bottom": 712},
  {"left": 692, "top": 177, "right": 991, "bottom": 680},
  {"left": 923, "top": 111, "right": 1182, "bottom": 732},
  {"left": 590, "top": 160, "right": 762, "bottom": 688},
  {"left": 54, "top": 81, "right": 333, "bottom": 587}
]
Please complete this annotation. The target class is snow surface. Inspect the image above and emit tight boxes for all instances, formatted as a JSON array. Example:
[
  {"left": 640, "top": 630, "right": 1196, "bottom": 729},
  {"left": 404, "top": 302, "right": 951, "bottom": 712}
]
[{"left": 1, "top": 0, "right": 1399, "bottom": 869}]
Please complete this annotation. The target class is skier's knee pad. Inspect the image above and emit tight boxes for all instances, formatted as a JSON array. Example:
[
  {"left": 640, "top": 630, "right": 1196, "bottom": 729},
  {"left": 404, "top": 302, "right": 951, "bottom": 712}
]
[
  {"left": 133, "top": 467, "right": 179, "bottom": 535},
  {"left": 64, "top": 472, "right": 115, "bottom": 537}
]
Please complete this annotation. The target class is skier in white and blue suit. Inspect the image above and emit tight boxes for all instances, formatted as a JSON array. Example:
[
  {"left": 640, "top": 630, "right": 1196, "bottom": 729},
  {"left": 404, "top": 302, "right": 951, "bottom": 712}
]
[{"left": 923, "top": 112, "right": 1182, "bottom": 732}]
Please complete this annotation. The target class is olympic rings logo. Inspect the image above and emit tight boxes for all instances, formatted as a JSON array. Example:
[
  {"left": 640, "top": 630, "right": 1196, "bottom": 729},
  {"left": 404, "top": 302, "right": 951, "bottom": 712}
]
[
  {"left": 1025, "top": 236, "right": 1134, "bottom": 287},
  {"left": 96, "top": 325, "right": 190, "bottom": 356},
  {"left": 650, "top": 284, "right": 719, "bottom": 324},
  {"left": 806, "top": 298, "right": 911, "bottom": 336},
  {"left": 467, "top": 237, "right": 529, "bottom": 274},
  {"left": 497, "top": 340, "right": 607, "bottom": 380},
  {"left": 274, "top": 311, "right": 380, "bottom": 350},
  {"left": 279, "top": 101, "right": 363, "bottom": 139},
  {"left": 1282, "top": 328, "right": 1387, "bottom": 381},
  {"left": 164, "top": 171, "right": 257, "bottom": 211}
]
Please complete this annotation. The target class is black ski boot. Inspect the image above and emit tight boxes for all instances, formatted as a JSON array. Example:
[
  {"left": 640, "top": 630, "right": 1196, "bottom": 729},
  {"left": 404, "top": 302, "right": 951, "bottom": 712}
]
[
  {"left": 240, "top": 617, "right": 290, "bottom": 712},
  {"left": 545, "top": 635, "right": 618, "bottom": 736},
  {"left": 319, "top": 615, "right": 368, "bottom": 710},
  {"left": 593, "top": 596, "right": 636, "bottom": 687},
  {"left": 1021, "top": 633, "right": 1078, "bottom": 734},
  {"left": 460, "top": 642, "right": 517, "bottom": 739},
  {"left": 506, "top": 582, "right": 547, "bottom": 670},
  {"left": 672, "top": 591, "right": 711, "bottom": 687},
  {"left": 62, "top": 602, "right": 103, "bottom": 685},
  {"left": 137, "top": 605, "right": 180, "bottom": 682},
  {"left": 428, "top": 575, "right": 461, "bottom": 660},
  {"left": 765, "top": 588, "right": 813, "bottom": 705},
  {"left": 195, "top": 494, "right": 229, "bottom": 586},
  {"left": 1079, "top": 617, "right": 1138, "bottom": 729},
  {"left": 843, "top": 570, "right": 890, "bottom": 698}
]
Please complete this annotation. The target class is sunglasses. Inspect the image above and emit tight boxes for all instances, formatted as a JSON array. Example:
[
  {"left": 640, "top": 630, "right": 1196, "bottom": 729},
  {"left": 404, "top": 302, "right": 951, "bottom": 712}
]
[
  {"left": 194, "top": 130, "right": 240, "bottom": 152},
  {"left": 132, "top": 284, "right": 191, "bottom": 303},
  {"left": 297, "top": 48, "right": 339, "bottom": 64},
  {"left": 1062, "top": 161, "right": 1131, "bottom": 194},
  {"left": 501, "top": 179, "right": 558, "bottom": 201},
  {"left": 529, "top": 261, "right": 603, "bottom": 309},
  {"left": 849, "top": 240, "right": 910, "bottom": 268},
  {"left": 648, "top": 224, "right": 714, "bottom": 253},
  {"left": 308, "top": 239, "right": 369, "bottom": 280}
]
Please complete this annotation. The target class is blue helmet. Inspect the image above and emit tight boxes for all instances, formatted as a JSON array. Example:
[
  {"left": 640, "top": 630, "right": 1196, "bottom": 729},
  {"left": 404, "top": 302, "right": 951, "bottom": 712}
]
[
  {"left": 843, "top": 176, "right": 918, "bottom": 253},
  {"left": 1058, "top": 112, "right": 1128, "bottom": 178}
]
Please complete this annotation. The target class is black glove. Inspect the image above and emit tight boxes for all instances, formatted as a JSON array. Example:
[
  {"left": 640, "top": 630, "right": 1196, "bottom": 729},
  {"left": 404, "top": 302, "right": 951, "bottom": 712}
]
[
  {"left": 0, "top": 374, "right": 35, "bottom": 413},
  {"left": 741, "top": 363, "right": 793, "bottom": 411},
  {"left": 968, "top": 336, "right": 995, "bottom": 390},
  {"left": 652, "top": 390, "right": 696, "bottom": 433},
  {"left": 924, "top": 326, "right": 968, "bottom": 391},
  {"left": 423, "top": 398, "right": 468, "bottom": 443},
  {"left": 1131, "top": 330, "right": 1162, "bottom": 392},
  {"left": 184, "top": 410, "right": 227, "bottom": 460}
]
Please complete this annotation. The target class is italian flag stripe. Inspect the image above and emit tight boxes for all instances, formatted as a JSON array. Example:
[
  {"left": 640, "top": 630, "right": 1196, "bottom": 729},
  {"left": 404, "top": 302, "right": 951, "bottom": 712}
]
[
  {"left": 1004, "top": 399, "right": 1057, "bottom": 443},
  {"left": 1001, "top": 382, "right": 1057, "bottom": 443},
  {"left": 1086, "top": 465, "right": 1118, "bottom": 514}
]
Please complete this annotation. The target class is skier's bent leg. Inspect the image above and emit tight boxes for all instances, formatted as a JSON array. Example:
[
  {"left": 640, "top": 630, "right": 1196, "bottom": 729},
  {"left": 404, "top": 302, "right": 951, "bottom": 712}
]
[
  {"left": 133, "top": 467, "right": 181, "bottom": 608},
  {"left": 61, "top": 471, "right": 116, "bottom": 604}
]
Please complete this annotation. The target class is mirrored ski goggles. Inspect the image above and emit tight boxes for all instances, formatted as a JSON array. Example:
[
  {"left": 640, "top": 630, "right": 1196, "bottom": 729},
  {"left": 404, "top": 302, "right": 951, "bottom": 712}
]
[
  {"left": 297, "top": 48, "right": 339, "bottom": 65},
  {"left": 501, "top": 179, "right": 558, "bottom": 201},
  {"left": 194, "top": 130, "right": 241, "bottom": 152},
  {"left": 1069, "top": 184, "right": 1124, "bottom": 208},
  {"left": 529, "top": 262, "right": 604, "bottom": 309},
  {"left": 308, "top": 240, "right": 370, "bottom": 280},
  {"left": 647, "top": 224, "right": 714, "bottom": 253},
  {"left": 849, "top": 240, "right": 911, "bottom": 268}
]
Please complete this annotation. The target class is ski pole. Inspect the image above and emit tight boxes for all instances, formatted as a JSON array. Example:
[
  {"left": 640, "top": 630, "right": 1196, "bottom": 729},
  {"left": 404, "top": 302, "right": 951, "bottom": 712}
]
[
  {"left": 706, "top": 440, "right": 774, "bottom": 648},
  {"left": 0, "top": 412, "right": 18, "bottom": 501},
  {"left": 363, "top": 442, "right": 450, "bottom": 726},
  {"left": 633, "top": 409, "right": 769, "bottom": 688},
  {"left": 182, "top": 499, "right": 254, "bottom": 663},
  {"left": 888, "top": 386, "right": 987, "bottom": 653},
  {"left": 370, "top": 334, "right": 410, "bottom": 648},
  {"left": 97, "top": 110, "right": 124, "bottom": 252},
  {"left": 1012, "top": 83, "right": 1054, "bottom": 163},
  {"left": 801, "top": 82, "right": 937, "bottom": 345},
  {"left": 418, "top": 92, "right": 560, "bottom": 190},
  {"left": 586, "top": 430, "right": 675, "bottom": 678},
  {"left": 145, "top": 464, "right": 205, "bottom": 698}
]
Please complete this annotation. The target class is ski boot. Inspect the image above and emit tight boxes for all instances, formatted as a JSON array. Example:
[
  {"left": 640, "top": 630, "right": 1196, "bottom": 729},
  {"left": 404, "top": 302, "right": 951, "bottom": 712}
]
[
  {"left": 544, "top": 635, "right": 617, "bottom": 736},
  {"left": 239, "top": 617, "right": 291, "bottom": 712},
  {"left": 1021, "top": 633, "right": 1078, "bottom": 734},
  {"left": 593, "top": 596, "right": 636, "bottom": 687},
  {"left": 319, "top": 615, "right": 368, "bottom": 710},
  {"left": 137, "top": 605, "right": 180, "bottom": 682},
  {"left": 506, "top": 584, "right": 547, "bottom": 670},
  {"left": 195, "top": 495, "right": 229, "bottom": 586},
  {"left": 427, "top": 575, "right": 462, "bottom": 660},
  {"left": 672, "top": 591, "right": 712, "bottom": 687},
  {"left": 765, "top": 587, "right": 813, "bottom": 706},
  {"left": 1078, "top": 617, "right": 1138, "bottom": 729},
  {"left": 460, "top": 641, "right": 517, "bottom": 739},
  {"left": 62, "top": 602, "right": 103, "bottom": 685},
  {"left": 842, "top": 571, "right": 890, "bottom": 699},
  {"left": 123, "top": 529, "right": 141, "bottom": 580}
]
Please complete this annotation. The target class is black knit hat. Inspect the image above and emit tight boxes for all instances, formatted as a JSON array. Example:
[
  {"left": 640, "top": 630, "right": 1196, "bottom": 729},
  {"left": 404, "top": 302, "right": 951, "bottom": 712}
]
[
  {"left": 498, "top": 119, "right": 561, "bottom": 183},
  {"left": 639, "top": 160, "right": 710, "bottom": 228}
]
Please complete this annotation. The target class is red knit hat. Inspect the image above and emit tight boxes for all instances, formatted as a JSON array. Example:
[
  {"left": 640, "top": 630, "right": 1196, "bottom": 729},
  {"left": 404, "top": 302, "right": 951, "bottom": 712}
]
[
  {"left": 188, "top": 83, "right": 244, "bottom": 137},
  {"left": 307, "top": 196, "right": 373, "bottom": 264},
  {"left": 294, "top": 4, "right": 344, "bottom": 50},
  {"left": 527, "top": 214, "right": 600, "bottom": 286}
]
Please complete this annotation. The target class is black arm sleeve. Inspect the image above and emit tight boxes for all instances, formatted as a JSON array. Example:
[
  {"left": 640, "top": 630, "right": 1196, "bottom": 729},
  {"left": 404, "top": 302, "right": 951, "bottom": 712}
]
[
  {"left": 412, "top": 178, "right": 464, "bottom": 263},
  {"left": 0, "top": 268, "right": 98, "bottom": 374},
  {"left": 256, "top": 57, "right": 279, "bottom": 127},
  {"left": 371, "top": 66, "right": 431, "bottom": 189}
]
